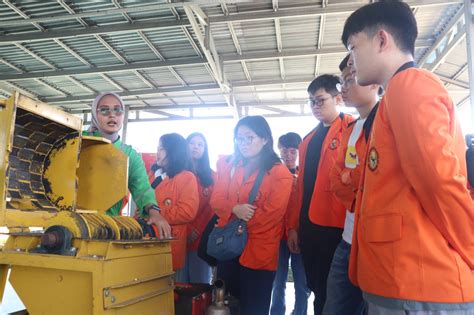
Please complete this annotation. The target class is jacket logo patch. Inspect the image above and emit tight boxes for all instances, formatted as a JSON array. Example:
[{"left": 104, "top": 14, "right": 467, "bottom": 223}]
[
  {"left": 203, "top": 188, "right": 210, "bottom": 197},
  {"left": 329, "top": 138, "right": 340, "bottom": 150},
  {"left": 368, "top": 147, "right": 379, "bottom": 171},
  {"left": 164, "top": 198, "right": 172, "bottom": 206}
]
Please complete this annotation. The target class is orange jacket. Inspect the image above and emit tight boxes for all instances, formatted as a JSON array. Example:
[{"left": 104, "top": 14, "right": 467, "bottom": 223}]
[
  {"left": 330, "top": 118, "right": 371, "bottom": 212},
  {"left": 150, "top": 170, "right": 199, "bottom": 270},
  {"left": 281, "top": 170, "right": 298, "bottom": 241},
  {"left": 187, "top": 171, "right": 217, "bottom": 251},
  {"left": 287, "top": 113, "right": 354, "bottom": 231},
  {"left": 210, "top": 156, "right": 293, "bottom": 271},
  {"left": 350, "top": 68, "right": 474, "bottom": 303}
]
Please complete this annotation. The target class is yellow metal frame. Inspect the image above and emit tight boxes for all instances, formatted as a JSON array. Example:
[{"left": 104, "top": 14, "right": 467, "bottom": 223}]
[
  {"left": 0, "top": 92, "right": 175, "bottom": 314},
  {"left": 77, "top": 137, "right": 128, "bottom": 214},
  {"left": 0, "top": 236, "right": 174, "bottom": 315}
]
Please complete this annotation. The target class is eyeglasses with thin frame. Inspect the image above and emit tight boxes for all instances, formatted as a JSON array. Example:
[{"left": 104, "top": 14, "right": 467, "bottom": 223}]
[
  {"left": 97, "top": 106, "right": 124, "bottom": 116},
  {"left": 234, "top": 135, "right": 257, "bottom": 145}
]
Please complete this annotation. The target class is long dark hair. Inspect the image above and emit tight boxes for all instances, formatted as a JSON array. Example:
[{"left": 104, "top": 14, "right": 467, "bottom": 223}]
[
  {"left": 233, "top": 115, "right": 281, "bottom": 172},
  {"left": 186, "top": 132, "right": 214, "bottom": 187},
  {"left": 157, "top": 133, "right": 192, "bottom": 178}
]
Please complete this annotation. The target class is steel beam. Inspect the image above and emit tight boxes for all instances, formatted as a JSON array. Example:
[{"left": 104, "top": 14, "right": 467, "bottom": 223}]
[
  {"left": 464, "top": 0, "right": 474, "bottom": 125},
  {"left": 0, "top": 58, "right": 206, "bottom": 81},
  {"left": 1, "top": 3, "right": 202, "bottom": 26},
  {"left": 210, "top": 0, "right": 461, "bottom": 24},
  {"left": 43, "top": 83, "right": 221, "bottom": 103},
  {"left": 43, "top": 77, "right": 312, "bottom": 104},
  {"left": 0, "top": 1, "right": 456, "bottom": 44},
  {"left": 0, "top": 42, "right": 431, "bottom": 82},
  {"left": 67, "top": 99, "right": 307, "bottom": 114},
  {"left": 184, "top": 5, "right": 237, "bottom": 117},
  {"left": 419, "top": 6, "right": 465, "bottom": 67},
  {"left": 0, "top": 20, "right": 189, "bottom": 44},
  {"left": 437, "top": 74, "right": 470, "bottom": 88},
  {"left": 428, "top": 26, "right": 466, "bottom": 71},
  {"left": 1, "top": 0, "right": 458, "bottom": 28},
  {"left": 223, "top": 40, "right": 433, "bottom": 62},
  {"left": 121, "top": 106, "right": 129, "bottom": 144}
]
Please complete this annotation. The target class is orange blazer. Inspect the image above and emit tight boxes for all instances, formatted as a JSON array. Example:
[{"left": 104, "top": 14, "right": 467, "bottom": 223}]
[
  {"left": 281, "top": 170, "right": 298, "bottom": 241},
  {"left": 350, "top": 69, "right": 474, "bottom": 303},
  {"left": 187, "top": 171, "right": 217, "bottom": 252},
  {"left": 151, "top": 170, "right": 199, "bottom": 270},
  {"left": 210, "top": 157, "right": 293, "bottom": 271},
  {"left": 287, "top": 113, "right": 353, "bottom": 232},
  {"left": 329, "top": 119, "right": 369, "bottom": 212}
]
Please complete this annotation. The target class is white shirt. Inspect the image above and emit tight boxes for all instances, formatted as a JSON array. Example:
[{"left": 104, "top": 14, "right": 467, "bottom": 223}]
[{"left": 342, "top": 118, "right": 366, "bottom": 244}]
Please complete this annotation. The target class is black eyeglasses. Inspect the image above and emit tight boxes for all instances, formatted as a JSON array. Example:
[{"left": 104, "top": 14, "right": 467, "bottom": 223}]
[
  {"left": 97, "top": 107, "right": 124, "bottom": 116},
  {"left": 308, "top": 97, "right": 332, "bottom": 108},
  {"left": 234, "top": 135, "right": 257, "bottom": 145}
]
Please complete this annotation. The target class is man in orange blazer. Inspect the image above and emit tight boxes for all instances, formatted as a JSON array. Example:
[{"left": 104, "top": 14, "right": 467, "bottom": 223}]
[
  {"left": 342, "top": 1, "right": 474, "bottom": 314},
  {"left": 324, "top": 54, "right": 380, "bottom": 314},
  {"left": 286, "top": 74, "right": 353, "bottom": 314}
]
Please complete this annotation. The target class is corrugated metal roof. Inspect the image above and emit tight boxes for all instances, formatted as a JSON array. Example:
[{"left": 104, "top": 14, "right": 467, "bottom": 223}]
[{"left": 0, "top": 0, "right": 469, "bottom": 120}]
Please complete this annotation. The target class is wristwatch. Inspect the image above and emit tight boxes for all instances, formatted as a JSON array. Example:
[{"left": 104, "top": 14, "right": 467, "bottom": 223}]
[{"left": 146, "top": 204, "right": 161, "bottom": 214}]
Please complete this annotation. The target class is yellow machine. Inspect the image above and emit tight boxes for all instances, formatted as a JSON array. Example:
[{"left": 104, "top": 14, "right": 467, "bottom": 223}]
[{"left": 0, "top": 92, "right": 175, "bottom": 314}]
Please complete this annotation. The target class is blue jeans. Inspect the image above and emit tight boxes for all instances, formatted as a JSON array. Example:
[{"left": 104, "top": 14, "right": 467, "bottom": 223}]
[
  {"left": 323, "top": 240, "right": 365, "bottom": 315},
  {"left": 271, "top": 240, "right": 310, "bottom": 315},
  {"left": 175, "top": 250, "right": 212, "bottom": 284}
]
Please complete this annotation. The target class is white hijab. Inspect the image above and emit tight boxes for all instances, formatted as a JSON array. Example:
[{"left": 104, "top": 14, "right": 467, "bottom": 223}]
[{"left": 88, "top": 92, "right": 124, "bottom": 142}]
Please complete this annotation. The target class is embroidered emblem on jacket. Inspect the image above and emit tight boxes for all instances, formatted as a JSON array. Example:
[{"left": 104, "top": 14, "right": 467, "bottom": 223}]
[
  {"left": 368, "top": 147, "right": 379, "bottom": 171},
  {"left": 329, "top": 138, "right": 340, "bottom": 150}
]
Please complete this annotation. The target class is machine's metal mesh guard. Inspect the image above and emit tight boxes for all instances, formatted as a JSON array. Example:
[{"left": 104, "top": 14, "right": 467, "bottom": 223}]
[{"left": 6, "top": 108, "right": 79, "bottom": 211}]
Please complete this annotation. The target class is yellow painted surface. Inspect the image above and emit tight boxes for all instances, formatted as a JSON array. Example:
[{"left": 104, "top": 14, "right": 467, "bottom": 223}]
[
  {"left": 16, "top": 94, "right": 82, "bottom": 132},
  {"left": 3, "top": 209, "right": 55, "bottom": 230},
  {"left": 77, "top": 138, "right": 128, "bottom": 214},
  {"left": 43, "top": 136, "right": 81, "bottom": 211},
  {"left": 0, "top": 237, "right": 174, "bottom": 315},
  {"left": 0, "top": 93, "right": 16, "bottom": 226},
  {"left": 44, "top": 211, "right": 90, "bottom": 238},
  {"left": 0, "top": 92, "right": 175, "bottom": 314}
]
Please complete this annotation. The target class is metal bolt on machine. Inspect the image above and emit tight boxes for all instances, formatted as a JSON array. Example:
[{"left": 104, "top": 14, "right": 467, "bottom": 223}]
[{"left": 0, "top": 92, "right": 174, "bottom": 314}]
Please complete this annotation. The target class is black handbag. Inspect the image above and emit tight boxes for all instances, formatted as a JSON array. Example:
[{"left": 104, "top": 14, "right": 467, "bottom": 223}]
[{"left": 206, "top": 169, "right": 265, "bottom": 261}]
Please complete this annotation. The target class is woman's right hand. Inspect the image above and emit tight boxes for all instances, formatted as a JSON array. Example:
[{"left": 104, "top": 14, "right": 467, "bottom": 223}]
[
  {"left": 232, "top": 204, "right": 257, "bottom": 222},
  {"left": 148, "top": 208, "right": 172, "bottom": 239}
]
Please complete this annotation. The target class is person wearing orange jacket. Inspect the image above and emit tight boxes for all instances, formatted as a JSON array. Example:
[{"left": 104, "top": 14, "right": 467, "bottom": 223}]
[
  {"left": 210, "top": 116, "right": 293, "bottom": 315},
  {"left": 149, "top": 133, "right": 199, "bottom": 272},
  {"left": 178, "top": 132, "right": 216, "bottom": 284},
  {"left": 342, "top": 2, "right": 474, "bottom": 314},
  {"left": 324, "top": 55, "right": 380, "bottom": 314},
  {"left": 270, "top": 132, "right": 310, "bottom": 315},
  {"left": 286, "top": 74, "right": 353, "bottom": 314}
]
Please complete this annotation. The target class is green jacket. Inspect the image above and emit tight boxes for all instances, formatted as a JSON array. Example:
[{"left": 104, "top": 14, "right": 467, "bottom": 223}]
[{"left": 82, "top": 131, "right": 157, "bottom": 216}]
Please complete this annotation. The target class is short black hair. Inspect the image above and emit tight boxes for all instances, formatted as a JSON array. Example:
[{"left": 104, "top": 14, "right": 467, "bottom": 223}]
[
  {"left": 341, "top": 0, "right": 417, "bottom": 56},
  {"left": 339, "top": 54, "right": 350, "bottom": 72},
  {"left": 278, "top": 132, "right": 302, "bottom": 149},
  {"left": 158, "top": 133, "right": 192, "bottom": 178},
  {"left": 307, "top": 74, "right": 341, "bottom": 96}
]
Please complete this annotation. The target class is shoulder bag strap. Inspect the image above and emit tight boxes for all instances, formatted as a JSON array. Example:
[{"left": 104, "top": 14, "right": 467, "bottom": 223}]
[{"left": 247, "top": 169, "right": 266, "bottom": 204}]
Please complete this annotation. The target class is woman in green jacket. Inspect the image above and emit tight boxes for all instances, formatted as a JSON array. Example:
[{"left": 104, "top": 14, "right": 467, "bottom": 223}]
[{"left": 83, "top": 92, "right": 171, "bottom": 238}]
